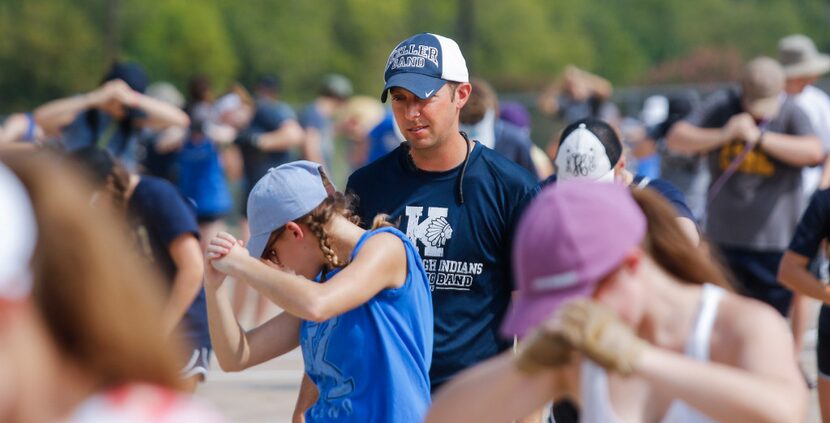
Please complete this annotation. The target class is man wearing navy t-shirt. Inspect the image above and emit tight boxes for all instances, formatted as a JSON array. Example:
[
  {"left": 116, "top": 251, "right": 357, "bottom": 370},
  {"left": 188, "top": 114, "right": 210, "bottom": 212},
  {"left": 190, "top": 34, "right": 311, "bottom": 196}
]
[{"left": 347, "top": 33, "right": 538, "bottom": 396}]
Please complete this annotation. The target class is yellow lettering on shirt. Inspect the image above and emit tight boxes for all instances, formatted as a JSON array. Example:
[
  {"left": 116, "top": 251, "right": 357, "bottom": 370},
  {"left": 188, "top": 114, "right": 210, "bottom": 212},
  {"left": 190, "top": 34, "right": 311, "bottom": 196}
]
[{"left": 718, "top": 140, "right": 775, "bottom": 177}]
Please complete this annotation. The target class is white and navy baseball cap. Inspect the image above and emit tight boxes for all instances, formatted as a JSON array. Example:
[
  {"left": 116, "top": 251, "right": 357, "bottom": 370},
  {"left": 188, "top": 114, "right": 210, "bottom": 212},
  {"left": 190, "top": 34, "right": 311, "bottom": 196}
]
[
  {"left": 246, "top": 161, "right": 331, "bottom": 259},
  {"left": 0, "top": 163, "right": 37, "bottom": 300},
  {"left": 381, "top": 32, "right": 469, "bottom": 103},
  {"left": 555, "top": 118, "right": 623, "bottom": 183}
]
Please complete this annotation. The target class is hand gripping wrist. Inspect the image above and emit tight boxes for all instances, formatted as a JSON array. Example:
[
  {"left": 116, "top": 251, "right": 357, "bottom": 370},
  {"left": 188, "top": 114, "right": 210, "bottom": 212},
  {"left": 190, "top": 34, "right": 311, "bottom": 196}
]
[
  {"left": 755, "top": 129, "right": 766, "bottom": 150},
  {"left": 514, "top": 328, "right": 573, "bottom": 374},
  {"left": 557, "top": 300, "right": 646, "bottom": 376}
]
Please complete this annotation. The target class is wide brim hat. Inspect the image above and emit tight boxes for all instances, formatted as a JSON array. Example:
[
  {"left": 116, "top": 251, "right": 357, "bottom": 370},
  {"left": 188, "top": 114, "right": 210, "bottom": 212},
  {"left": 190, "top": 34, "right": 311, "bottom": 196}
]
[
  {"left": 783, "top": 55, "right": 830, "bottom": 78},
  {"left": 779, "top": 34, "right": 830, "bottom": 78}
]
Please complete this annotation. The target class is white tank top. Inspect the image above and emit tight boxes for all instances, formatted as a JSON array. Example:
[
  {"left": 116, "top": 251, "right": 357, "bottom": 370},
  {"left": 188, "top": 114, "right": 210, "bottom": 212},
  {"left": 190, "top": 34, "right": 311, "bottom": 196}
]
[{"left": 579, "top": 283, "right": 725, "bottom": 423}]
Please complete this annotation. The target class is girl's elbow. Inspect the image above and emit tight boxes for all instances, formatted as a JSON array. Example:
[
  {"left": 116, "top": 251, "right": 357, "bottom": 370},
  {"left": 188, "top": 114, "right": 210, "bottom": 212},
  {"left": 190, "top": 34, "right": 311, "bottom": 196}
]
[
  {"left": 300, "top": 296, "right": 336, "bottom": 322},
  {"left": 215, "top": 355, "right": 243, "bottom": 372},
  {"left": 302, "top": 303, "right": 332, "bottom": 323},
  {"left": 811, "top": 150, "right": 826, "bottom": 167},
  {"left": 766, "top": 402, "right": 806, "bottom": 423},
  {"left": 762, "top": 388, "right": 807, "bottom": 423}
]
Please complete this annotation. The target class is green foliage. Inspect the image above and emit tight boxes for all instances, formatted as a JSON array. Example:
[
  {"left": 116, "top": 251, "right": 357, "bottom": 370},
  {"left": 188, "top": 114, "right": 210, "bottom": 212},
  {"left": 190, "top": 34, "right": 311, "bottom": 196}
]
[
  {"left": 121, "top": 0, "right": 239, "bottom": 90},
  {"left": 0, "top": 1, "right": 104, "bottom": 111},
  {"left": 2, "top": 0, "right": 830, "bottom": 113}
]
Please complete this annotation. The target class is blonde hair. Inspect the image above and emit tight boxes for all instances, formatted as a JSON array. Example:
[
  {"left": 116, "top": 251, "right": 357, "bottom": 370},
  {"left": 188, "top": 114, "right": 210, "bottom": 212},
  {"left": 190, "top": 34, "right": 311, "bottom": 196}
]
[
  {"left": 301, "top": 193, "right": 393, "bottom": 270},
  {"left": 2, "top": 151, "right": 184, "bottom": 390},
  {"left": 336, "top": 96, "right": 385, "bottom": 136},
  {"left": 264, "top": 191, "right": 393, "bottom": 273}
]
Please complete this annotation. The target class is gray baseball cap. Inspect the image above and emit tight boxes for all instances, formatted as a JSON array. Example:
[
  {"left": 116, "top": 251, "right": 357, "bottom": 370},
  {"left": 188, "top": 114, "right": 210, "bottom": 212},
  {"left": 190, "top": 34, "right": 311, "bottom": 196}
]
[
  {"left": 246, "top": 161, "right": 331, "bottom": 258},
  {"left": 740, "top": 56, "right": 785, "bottom": 119}
]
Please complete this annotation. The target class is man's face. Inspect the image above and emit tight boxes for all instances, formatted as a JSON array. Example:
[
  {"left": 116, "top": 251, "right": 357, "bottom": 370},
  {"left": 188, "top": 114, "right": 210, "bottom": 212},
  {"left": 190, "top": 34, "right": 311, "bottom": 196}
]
[
  {"left": 785, "top": 75, "right": 818, "bottom": 95},
  {"left": 388, "top": 83, "right": 465, "bottom": 152}
]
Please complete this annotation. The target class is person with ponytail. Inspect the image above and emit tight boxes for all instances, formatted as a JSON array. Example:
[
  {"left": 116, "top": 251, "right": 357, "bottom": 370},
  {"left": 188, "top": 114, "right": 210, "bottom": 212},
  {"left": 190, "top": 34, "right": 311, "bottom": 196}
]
[
  {"left": 204, "top": 160, "right": 433, "bottom": 423},
  {"left": 70, "top": 147, "right": 211, "bottom": 392},
  {"left": 426, "top": 182, "right": 806, "bottom": 423},
  {"left": 0, "top": 151, "right": 225, "bottom": 422}
]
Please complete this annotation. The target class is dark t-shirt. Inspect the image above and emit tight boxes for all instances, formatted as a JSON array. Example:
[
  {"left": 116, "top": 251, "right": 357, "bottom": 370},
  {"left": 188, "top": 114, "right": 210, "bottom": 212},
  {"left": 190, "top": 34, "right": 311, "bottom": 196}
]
[
  {"left": 346, "top": 141, "right": 538, "bottom": 388},
  {"left": 787, "top": 188, "right": 830, "bottom": 332},
  {"left": 631, "top": 175, "right": 696, "bottom": 222},
  {"left": 127, "top": 176, "right": 211, "bottom": 349},
  {"left": 237, "top": 99, "right": 298, "bottom": 194},
  {"left": 541, "top": 174, "right": 695, "bottom": 221},
  {"left": 493, "top": 120, "right": 538, "bottom": 178},
  {"left": 62, "top": 109, "right": 146, "bottom": 170},
  {"left": 684, "top": 87, "right": 814, "bottom": 250}
]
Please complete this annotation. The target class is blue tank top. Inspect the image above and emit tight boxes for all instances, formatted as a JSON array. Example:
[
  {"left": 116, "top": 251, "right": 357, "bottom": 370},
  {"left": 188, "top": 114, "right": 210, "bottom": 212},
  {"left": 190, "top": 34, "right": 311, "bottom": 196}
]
[{"left": 301, "top": 227, "right": 433, "bottom": 423}]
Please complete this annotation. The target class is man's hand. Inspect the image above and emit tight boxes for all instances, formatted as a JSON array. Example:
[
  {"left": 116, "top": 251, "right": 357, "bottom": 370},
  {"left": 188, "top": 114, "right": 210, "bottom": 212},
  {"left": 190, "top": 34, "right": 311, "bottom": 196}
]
[{"left": 724, "top": 113, "right": 761, "bottom": 146}]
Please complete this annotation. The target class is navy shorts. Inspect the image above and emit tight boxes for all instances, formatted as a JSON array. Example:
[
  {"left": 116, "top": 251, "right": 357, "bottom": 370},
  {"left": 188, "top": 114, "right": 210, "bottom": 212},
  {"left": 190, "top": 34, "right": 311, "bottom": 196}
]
[
  {"left": 180, "top": 346, "right": 211, "bottom": 380},
  {"left": 818, "top": 308, "right": 830, "bottom": 380},
  {"left": 717, "top": 246, "right": 791, "bottom": 316}
]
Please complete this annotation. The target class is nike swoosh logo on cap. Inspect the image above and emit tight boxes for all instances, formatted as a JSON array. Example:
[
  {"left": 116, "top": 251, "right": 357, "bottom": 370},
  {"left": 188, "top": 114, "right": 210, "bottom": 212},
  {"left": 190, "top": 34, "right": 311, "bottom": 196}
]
[{"left": 425, "top": 89, "right": 435, "bottom": 97}]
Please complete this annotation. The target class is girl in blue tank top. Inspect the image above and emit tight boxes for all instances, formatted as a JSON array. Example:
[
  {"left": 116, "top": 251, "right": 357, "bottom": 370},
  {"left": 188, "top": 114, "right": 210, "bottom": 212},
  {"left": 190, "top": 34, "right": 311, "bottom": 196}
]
[{"left": 203, "top": 160, "right": 433, "bottom": 423}]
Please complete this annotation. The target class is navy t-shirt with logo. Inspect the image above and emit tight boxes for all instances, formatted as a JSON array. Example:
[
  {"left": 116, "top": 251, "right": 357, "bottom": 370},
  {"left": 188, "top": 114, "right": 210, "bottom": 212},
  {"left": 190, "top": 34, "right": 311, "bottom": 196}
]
[
  {"left": 127, "top": 176, "right": 211, "bottom": 350},
  {"left": 346, "top": 141, "right": 538, "bottom": 388}
]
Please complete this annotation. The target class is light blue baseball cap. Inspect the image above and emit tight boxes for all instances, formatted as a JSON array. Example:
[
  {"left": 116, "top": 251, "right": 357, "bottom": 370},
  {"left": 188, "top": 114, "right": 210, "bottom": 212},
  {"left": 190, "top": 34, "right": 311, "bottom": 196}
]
[{"left": 246, "top": 161, "right": 331, "bottom": 258}]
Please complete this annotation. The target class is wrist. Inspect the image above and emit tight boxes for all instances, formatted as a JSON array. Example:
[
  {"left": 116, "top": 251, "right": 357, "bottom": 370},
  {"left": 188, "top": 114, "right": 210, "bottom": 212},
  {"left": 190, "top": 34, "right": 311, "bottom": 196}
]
[
  {"left": 127, "top": 92, "right": 142, "bottom": 109},
  {"left": 228, "top": 254, "right": 257, "bottom": 278},
  {"left": 629, "top": 342, "right": 656, "bottom": 375},
  {"left": 514, "top": 330, "right": 572, "bottom": 374},
  {"left": 755, "top": 129, "right": 766, "bottom": 151},
  {"left": 82, "top": 92, "right": 99, "bottom": 109},
  {"left": 204, "top": 276, "right": 223, "bottom": 292},
  {"left": 718, "top": 128, "right": 732, "bottom": 146}
]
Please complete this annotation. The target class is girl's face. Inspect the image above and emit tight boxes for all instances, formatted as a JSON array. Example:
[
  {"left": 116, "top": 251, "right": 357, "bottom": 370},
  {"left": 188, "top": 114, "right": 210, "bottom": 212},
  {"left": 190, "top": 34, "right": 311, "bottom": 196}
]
[
  {"left": 262, "top": 223, "right": 323, "bottom": 280},
  {"left": 591, "top": 251, "right": 647, "bottom": 327}
]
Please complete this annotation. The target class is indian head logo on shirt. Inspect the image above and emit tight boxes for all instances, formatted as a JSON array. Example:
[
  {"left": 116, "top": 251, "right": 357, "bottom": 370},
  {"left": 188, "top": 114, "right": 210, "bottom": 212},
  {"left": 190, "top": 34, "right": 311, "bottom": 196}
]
[
  {"left": 404, "top": 205, "right": 483, "bottom": 292},
  {"left": 404, "top": 206, "right": 453, "bottom": 257}
]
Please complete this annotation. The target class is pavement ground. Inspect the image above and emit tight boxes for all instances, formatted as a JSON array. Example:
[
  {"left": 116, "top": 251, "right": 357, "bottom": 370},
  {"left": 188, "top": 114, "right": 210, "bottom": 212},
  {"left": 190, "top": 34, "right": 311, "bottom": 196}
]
[{"left": 195, "top": 288, "right": 826, "bottom": 422}]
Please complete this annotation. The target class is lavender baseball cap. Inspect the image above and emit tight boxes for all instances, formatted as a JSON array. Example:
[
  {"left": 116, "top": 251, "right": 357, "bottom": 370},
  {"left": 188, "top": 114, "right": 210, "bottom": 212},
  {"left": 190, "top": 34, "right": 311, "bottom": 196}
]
[
  {"left": 501, "top": 181, "right": 646, "bottom": 338},
  {"left": 246, "top": 161, "right": 331, "bottom": 259}
]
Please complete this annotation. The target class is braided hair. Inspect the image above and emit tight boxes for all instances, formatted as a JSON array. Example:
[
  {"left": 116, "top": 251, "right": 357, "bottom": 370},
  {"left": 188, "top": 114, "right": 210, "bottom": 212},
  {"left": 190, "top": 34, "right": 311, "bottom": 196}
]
[{"left": 298, "top": 192, "right": 393, "bottom": 272}]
